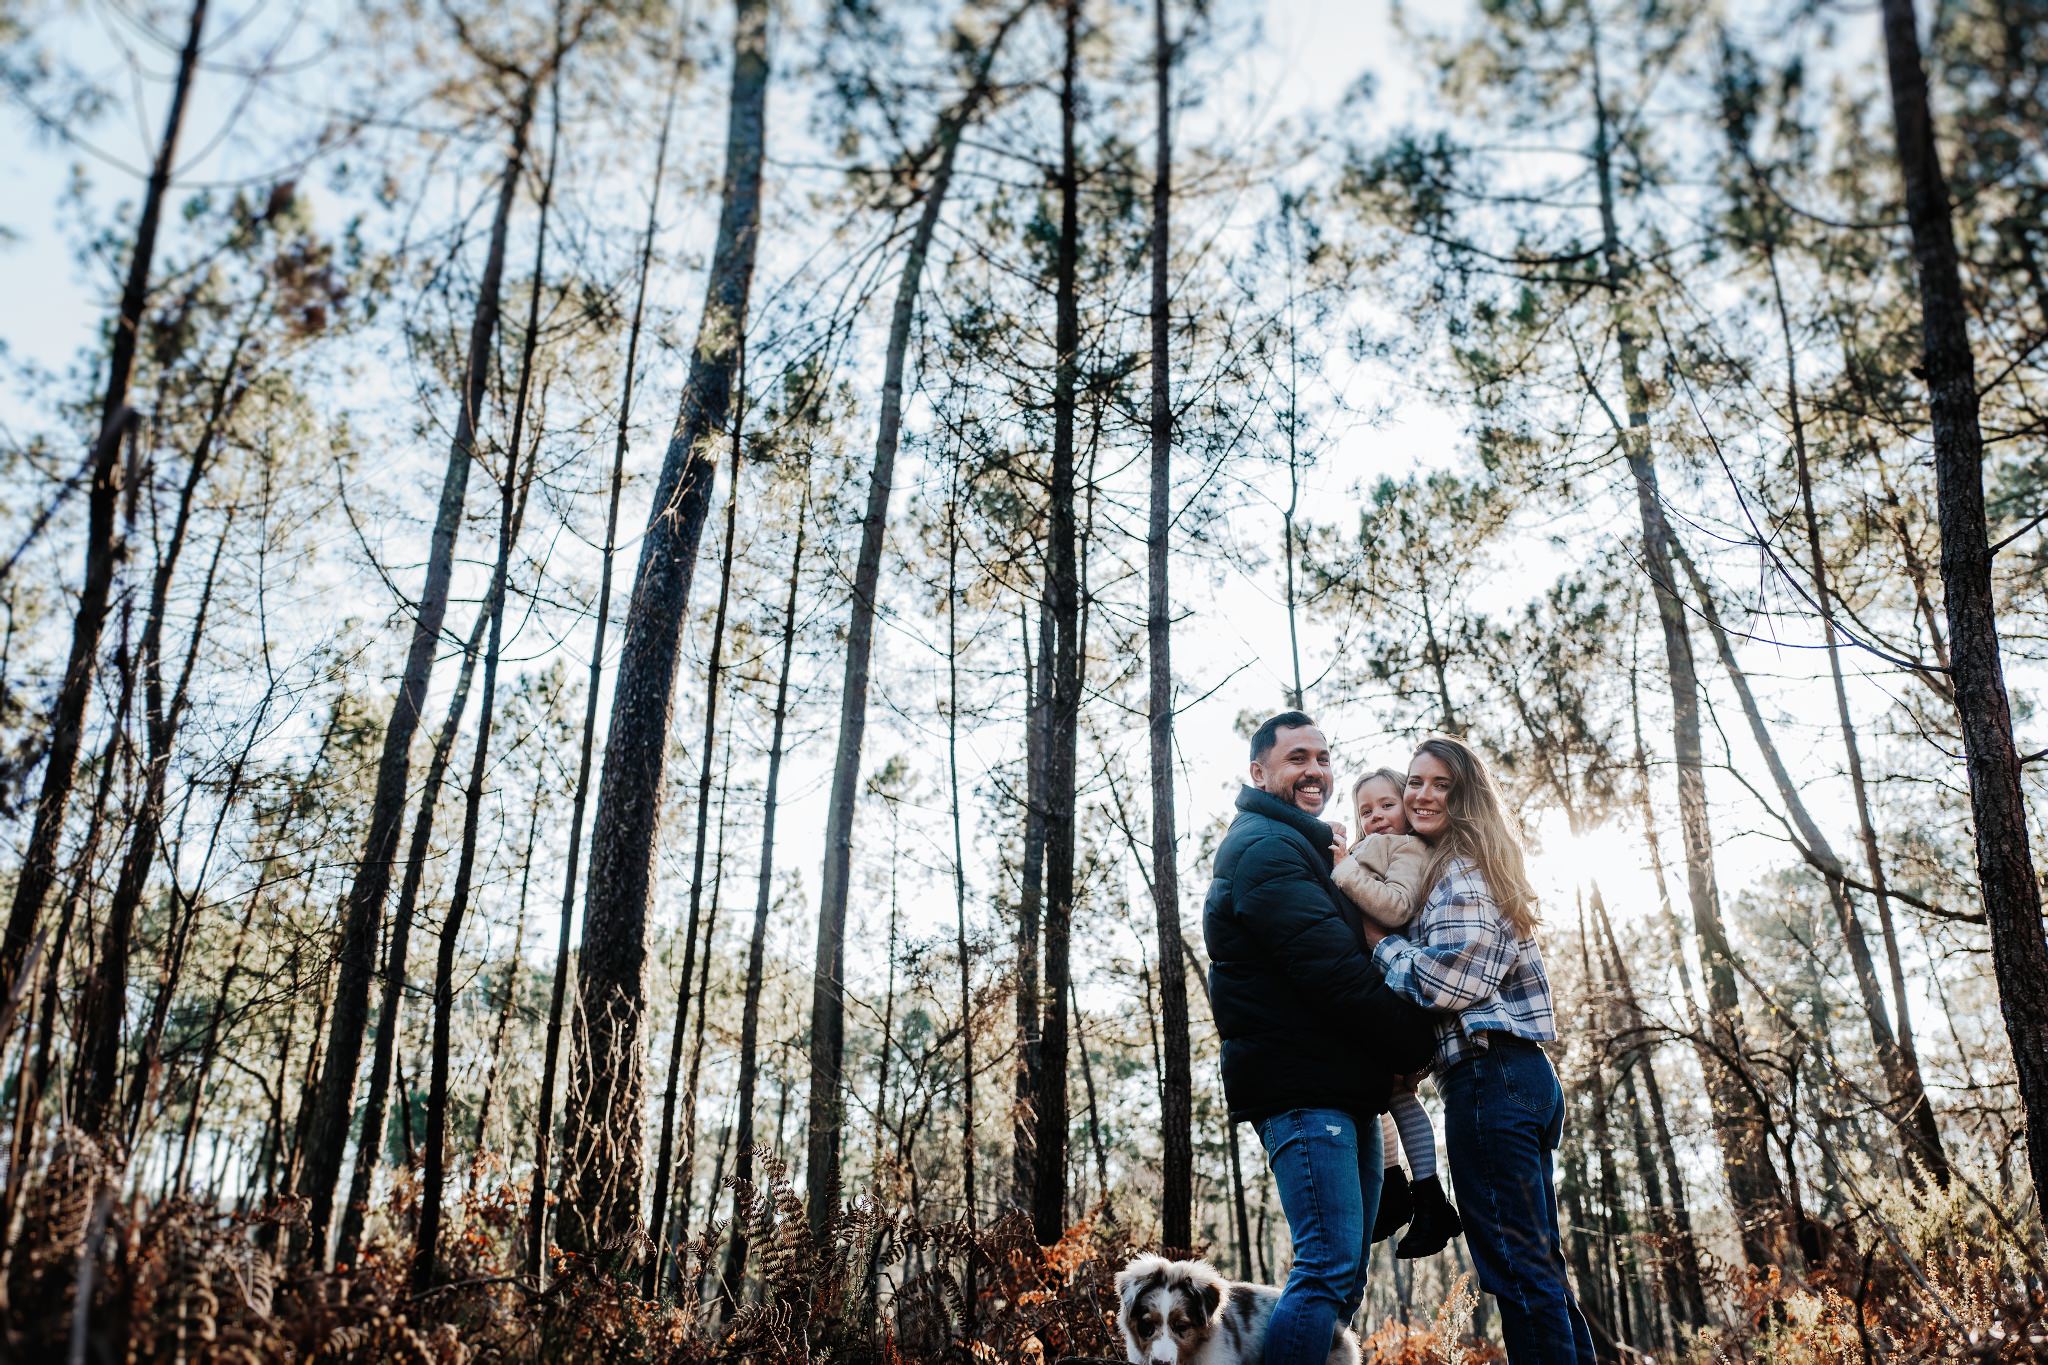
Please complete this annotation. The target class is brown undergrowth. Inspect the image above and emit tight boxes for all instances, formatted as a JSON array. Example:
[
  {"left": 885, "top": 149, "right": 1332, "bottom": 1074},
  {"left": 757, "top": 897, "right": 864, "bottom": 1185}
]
[{"left": 4, "top": 1133, "right": 2041, "bottom": 1362}]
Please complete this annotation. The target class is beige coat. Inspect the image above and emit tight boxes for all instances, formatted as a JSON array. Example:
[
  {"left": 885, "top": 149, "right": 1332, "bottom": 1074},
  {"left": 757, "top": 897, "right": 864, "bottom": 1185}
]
[{"left": 1330, "top": 832, "right": 1429, "bottom": 931}]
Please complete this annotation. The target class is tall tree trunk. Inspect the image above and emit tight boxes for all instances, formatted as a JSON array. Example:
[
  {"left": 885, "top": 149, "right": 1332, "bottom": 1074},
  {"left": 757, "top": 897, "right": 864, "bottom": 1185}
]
[
  {"left": 1278, "top": 196, "right": 1306, "bottom": 712},
  {"left": 1071, "top": 978, "right": 1109, "bottom": 1212},
  {"left": 1031, "top": 0, "right": 1083, "bottom": 1248},
  {"left": 1575, "top": 893, "right": 1633, "bottom": 1362},
  {"left": 1, "top": 0, "right": 207, "bottom": 1011},
  {"left": 413, "top": 108, "right": 552, "bottom": 1276},
  {"left": 413, "top": 432, "right": 536, "bottom": 1294},
  {"left": 77, "top": 300, "right": 257, "bottom": 1141},
  {"left": 943, "top": 478, "right": 979, "bottom": 1337},
  {"left": 1146, "top": 0, "right": 1191, "bottom": 1258},
  {"left": 527, "top": 28, "right": 685, "bottom": 1288},
  {"left": 474, "top": 789, "right": 541, "bottom": 1152},
  {"left": 1589, "top": 32, "right": 1790, "bottom": 1266},
  {"left": 669, "top": 735, "right": 734, "bottom": 1293},
  {"left": 73, "top": 471, "right": 229, "bottom": 1140},
  {"left": 125, "top": 617, "right": 258, "bottom": 1147},
  {"left": 282, "top": 950, "right": 336, "bottom": 1207},
  {"left": 1012, "top": 597, "right": 1049, "bottom": 1211},
  {"left": 350, "top": 62, "right": 559, "bottom": 1253},
  {"left": 298, "top": 79, "right": 537, "bottom": 1263},
  {"left": 1667, "top": 533, "right": 1950, "bottom": 1186},
  {"left": 174, "top": 717, "right": 340, "bottom": 1196},
  {"left": 334, "top": 605, "right": 489, "bottom": 1263},
  {"left": 717, "top": 470, "right": 807, "bottom": 1315},
  {"left": 646, "top": 358, "right": 744, "bottom": 1295},
  {"left": 803, "top": 17, "right": 1014, "bottom": 1235},
  {"left": 1878, "top": 0, "right": 2047, "bottom": 1198},
  {"left": 1591, "top": 884, "right": 1707, "bottom": 1327},
  {"left": 564, "top": 0, "right": 768, "bottom": 1257},
  {"left": 1763, "top": 262, "right": 1927, "bottom": 1110},
  {"left": 0, "top": 625, "right": 132, "bottom": 1270}
]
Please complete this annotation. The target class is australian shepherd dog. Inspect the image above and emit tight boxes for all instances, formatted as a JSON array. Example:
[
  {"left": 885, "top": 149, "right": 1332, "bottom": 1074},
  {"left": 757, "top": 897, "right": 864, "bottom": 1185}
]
[{"left": 1115, "top": 1254, "right": 1361, "bottom": 1365}]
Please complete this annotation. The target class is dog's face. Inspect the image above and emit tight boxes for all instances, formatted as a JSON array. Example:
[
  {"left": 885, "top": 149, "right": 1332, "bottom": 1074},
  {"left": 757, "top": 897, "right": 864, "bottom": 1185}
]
[{"left": 1116, "top": 1255, "right": 1226, "bottom": 1364}]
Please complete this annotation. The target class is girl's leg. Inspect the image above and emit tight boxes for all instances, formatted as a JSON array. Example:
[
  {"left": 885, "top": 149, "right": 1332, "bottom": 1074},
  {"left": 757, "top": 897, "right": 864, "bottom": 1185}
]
[
  {"left": 1440, "top": 1044, "right": 1595, "bottom": 1365},
  {"left": 1388, "top": 1088, "right": 1438, "bottom": 1180},
  {"left": 1373, "top": 1105, "right": 1414, "bottom": 1243}
]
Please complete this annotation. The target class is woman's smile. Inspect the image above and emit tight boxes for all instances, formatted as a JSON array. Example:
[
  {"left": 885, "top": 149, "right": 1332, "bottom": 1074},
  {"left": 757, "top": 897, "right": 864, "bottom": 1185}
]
[{"left": 1405, "top": 751, "right": 1455, "bottom": 837}]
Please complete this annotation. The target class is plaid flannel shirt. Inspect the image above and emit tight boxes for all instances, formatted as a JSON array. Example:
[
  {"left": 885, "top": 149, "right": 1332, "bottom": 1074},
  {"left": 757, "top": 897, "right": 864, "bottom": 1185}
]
[{"left": 1371, "top": 856, "right": 1557, "bottom": 1070}]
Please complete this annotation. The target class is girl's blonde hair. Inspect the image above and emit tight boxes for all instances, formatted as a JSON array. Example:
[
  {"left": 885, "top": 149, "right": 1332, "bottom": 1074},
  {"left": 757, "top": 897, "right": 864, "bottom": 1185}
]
[
  {"left": 1350, "top": 767, "right": 1407, "bottom": 815},
  {"left": 1410, "top": 735, "right": 1539, "bottom": 937}
]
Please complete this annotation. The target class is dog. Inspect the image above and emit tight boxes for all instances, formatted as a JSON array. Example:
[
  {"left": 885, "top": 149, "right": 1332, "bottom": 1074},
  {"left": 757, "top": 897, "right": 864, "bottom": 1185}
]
[{"left": 1115, "top": 1254, "right": 1360, "bottom": 1365}]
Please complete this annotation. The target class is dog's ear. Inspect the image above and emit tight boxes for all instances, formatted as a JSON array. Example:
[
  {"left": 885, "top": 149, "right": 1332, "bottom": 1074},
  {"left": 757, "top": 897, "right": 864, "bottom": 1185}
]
[
  {"left": 1116, "top": 1255, "right": 1169, "bottom": 1306},
  {"left": 1177, "top": 1261, "right": 1226, "bottom": 1324}
]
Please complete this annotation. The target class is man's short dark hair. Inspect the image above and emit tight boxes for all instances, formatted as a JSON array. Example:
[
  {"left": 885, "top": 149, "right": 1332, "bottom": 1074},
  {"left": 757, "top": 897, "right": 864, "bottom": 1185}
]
[{"left": 1250, "top": 710, "right": 1318, "bottom": 763}]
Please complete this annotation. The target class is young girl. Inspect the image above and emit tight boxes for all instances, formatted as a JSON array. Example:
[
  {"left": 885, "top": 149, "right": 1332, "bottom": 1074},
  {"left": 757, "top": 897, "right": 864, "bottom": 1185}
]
[{"left": 1331, "top": 769, "right": 1463, "bottom": 1258}]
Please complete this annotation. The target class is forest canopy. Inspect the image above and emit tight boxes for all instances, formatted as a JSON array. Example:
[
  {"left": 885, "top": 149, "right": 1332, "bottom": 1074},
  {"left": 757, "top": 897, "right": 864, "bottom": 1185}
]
[{"left": 1, "top": 0, "right": 2045, "bottom": 1359}]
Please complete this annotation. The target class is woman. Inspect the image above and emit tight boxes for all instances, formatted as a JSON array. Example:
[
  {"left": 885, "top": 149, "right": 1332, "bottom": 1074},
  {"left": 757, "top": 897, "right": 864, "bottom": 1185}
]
[{"left": 1358, "top": 735, "right": 1594, "bottom": 1365}]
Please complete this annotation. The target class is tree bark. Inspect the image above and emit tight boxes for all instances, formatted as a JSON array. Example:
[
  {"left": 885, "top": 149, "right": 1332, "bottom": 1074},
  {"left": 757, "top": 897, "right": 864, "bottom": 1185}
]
[
  {"left": 646, "top": 357, "right": 744, "bottom": 1294},
  {"left": 354, "top": 58, "right": 558, "bottom": 1255},
  {"left": 174, "top": 716, "right": 341, "bottom": 1196},
  {"left": 803, "top": 18, "right": 1013, "bottom": 1236},
  {"left": 564, "top": 0, "right": 768, "bottom": 1259},
  {"left": 0, "top": 626, "right": 132, "bottom": 1262},
  {"left": 527, "top": 29, "right": 685, "bottom": 1288},
  {"left": 334, "top": 605, "right": 488, "bottom": 1264},
  {"left": 1146, "top": 0, "right": 1192, "bottom": 1258},
  {"left": 124, "top": 597, "right": 259, "bottom": 1146},
  {"left": 1, "top": 0, "right": 207, "bottom": 1011},
  {"left": 1668, "top": 532, "right": 1950, "bottom": 1186},
  {"left": 1589, "top": 30, "right": 1791, "bottom": 1266},
  {"left": 1879, "top": 0, "right": 2048, "bottom": 1205},
  {"left": 1030, "top": 0, "right": 1083, "bottom": 1248},
  {"left": 474, "top": 788, "right": 541, "bottom": 1152},
  {"left": 1012, "top": 597, "right": 1049, "bottom": 1211},
  {"left": 668, "top": 735, "right": 734, "bottom": 1293},
  {"left": 1591, "top": 882, "right": 1708, "bottom": 1327},
  {"left": 298, "top": 78, "right": 536, "bottom": 1263},
  {"left": 943, "top": 478, "right": 979, "bottom": 1337},
  {"left": 717, "top": 469, "right": 807, "bottom": 1315},
  {"left": 413, "top": 426, "right": 536, "bottom": 1294},
  {"left": 1748, "top": 207, "right": 1951, "bottom": 1185},
  {"left": 1575, "top": 893, "right": 1634, "bottom": 1361},
  {"left": 74, "top": 421, "right": 234, "bottom": 1140}
]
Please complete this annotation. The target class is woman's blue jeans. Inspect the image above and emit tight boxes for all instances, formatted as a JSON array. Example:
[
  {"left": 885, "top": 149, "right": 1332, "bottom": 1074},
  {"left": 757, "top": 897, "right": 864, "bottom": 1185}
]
[
  {"left": 1440, "top": 1040, "right": 1596, "bottom": 1365},
  {"left": 1254, "top": 1107, "right": 1381, "bottom": 1365}
]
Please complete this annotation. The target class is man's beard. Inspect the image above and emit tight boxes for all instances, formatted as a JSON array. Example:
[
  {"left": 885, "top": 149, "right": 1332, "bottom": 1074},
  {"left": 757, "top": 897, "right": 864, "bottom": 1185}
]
[{"left": 1288, "top": 775, "right": 1327, "bottom": 813}]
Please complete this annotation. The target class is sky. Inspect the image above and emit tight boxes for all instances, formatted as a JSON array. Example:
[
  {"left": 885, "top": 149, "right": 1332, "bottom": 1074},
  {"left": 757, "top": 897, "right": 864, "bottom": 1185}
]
[{"left": 0, "top": 0, "right": 1954, "bottom": 1038}]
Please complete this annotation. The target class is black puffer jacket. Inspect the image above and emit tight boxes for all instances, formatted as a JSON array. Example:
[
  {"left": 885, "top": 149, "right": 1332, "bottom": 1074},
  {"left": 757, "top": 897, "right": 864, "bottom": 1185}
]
[{"left": 1203, "top": 785, "right": 1438, "bottom": 1124}]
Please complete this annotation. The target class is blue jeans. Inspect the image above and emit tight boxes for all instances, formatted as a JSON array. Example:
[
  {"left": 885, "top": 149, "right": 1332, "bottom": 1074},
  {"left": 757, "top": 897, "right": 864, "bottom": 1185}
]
[
  {"left": 1440, "top": 1041, "right": 1595, "bottom": 1365},
  {"left": 1254, "top": 1107, "right": 1381, "bottom": 1365}
]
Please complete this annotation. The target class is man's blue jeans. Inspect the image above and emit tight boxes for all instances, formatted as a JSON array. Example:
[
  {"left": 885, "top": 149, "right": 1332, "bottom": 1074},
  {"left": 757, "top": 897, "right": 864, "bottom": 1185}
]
[
  {"left": 1440, "top": 1041, "right": 1596, "bottom": 1364},
  {"left": 1254, "top": 1107, "right": 1381, "bottom": 1365}
]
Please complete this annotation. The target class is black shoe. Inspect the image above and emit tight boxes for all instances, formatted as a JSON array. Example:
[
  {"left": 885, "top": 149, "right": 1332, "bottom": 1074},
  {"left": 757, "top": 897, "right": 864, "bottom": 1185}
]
[
  {"left": 1372, "top": 1166, "right": 1413, "bottom": 1243},
  {"left": 1395, "top": 1175, "right": 1462, "bottom": 1258}
]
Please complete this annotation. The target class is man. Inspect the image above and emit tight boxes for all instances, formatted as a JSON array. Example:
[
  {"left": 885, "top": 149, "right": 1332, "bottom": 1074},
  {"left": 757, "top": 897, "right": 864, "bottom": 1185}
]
[{"left": 1203, "top": 711, "right": 1436, "bottom": 1364}]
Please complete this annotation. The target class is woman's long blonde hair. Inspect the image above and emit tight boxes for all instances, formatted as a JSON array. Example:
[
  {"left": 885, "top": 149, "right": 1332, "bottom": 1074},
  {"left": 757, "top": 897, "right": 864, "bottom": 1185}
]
[{"left": 1411, "top": 735, "right": 1540, "bottom": 937}]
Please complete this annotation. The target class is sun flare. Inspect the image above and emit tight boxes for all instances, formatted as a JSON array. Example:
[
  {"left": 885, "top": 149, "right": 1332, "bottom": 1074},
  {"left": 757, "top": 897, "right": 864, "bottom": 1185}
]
[{"left": 1525, "top": 810, "right": 1660, "bottom": 926}]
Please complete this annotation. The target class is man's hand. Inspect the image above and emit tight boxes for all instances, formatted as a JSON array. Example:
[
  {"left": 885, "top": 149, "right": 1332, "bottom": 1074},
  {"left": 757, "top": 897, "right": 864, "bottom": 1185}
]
[{"left": 1327, "top": 819, "right": 1348, "bottom": 861}]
